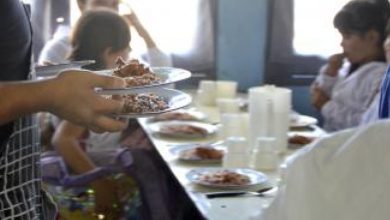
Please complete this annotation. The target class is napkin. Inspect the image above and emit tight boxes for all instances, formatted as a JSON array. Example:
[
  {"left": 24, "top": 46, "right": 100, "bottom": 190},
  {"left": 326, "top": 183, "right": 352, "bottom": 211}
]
[{"left": 258, "top": 119, "right": 390, "bottom": 220}]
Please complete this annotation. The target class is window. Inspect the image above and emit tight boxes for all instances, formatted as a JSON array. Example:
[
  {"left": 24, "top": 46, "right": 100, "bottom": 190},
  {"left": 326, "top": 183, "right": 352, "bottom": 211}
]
[
  {"left": 70, "top": 0, "right": 215, "bottom": 74},
  {"left": 265, "top": 0, "right": 352, "bottom": 86},
  {"left": 293, "top": 0, "right": 350, "bottom": 57},
  {"left": 71, "top": 0, "right": 200, "bottom": 55}
]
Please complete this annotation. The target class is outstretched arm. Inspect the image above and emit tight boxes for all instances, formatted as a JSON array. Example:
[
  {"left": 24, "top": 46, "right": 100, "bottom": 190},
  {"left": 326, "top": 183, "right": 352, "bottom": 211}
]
[
  {"left": 0, "top": 70, "right": 127, "bottom": 132},
  {"left": 124, "top": 11, "right": 173, "bottom": 66},
  {"left": 124, "top": 12, "right": 156, "bottom": 48},
  {"left": 52, "top": 120, "right": 121, "bottom": 218}
]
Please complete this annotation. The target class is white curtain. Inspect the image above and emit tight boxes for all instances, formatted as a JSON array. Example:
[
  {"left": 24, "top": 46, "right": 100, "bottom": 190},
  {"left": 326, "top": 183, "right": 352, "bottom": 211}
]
[
  {"left": 28, "top": 0, "right": 70, "bottom": 58},
  {"left": 32, "top": 0, "right": 215, "bottom": 74},
  {"left": 126, "top": 0, "right": 215, "bottom": 72},
  {"left": 70, "top": 0, "right": 215, "bottom": 73}
]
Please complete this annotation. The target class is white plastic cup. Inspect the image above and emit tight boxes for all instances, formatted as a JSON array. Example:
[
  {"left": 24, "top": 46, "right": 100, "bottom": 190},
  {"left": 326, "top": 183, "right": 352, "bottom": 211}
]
[
  {"left": 220, "top": 114, "right": 248, "bottom": 140},
  {"left": 199, "top": 80, "right": 216, "bottom": 91},
  {"left": 196, "top": 89, "right": 216, "bottom": 106},
  {"left": 254, "top": 137, "right": 279, "bottom": 171},
  {"left": 223, "top": 153, "right": 250, "bottom": 168},
  {"left": 223, "top": 137, "right": 250, "bottom": 168},
  {"left": 226, "top": 136, "right": 248, "bottom": 153},
  {"left": 197, "top": 80, "right": 216, "bottom": 106},
  {"left": 217, "top": 98, "right": 241, "bottom": 114},
  {"left": 216, "top": 81, "right": 237, "bottom": 99}
]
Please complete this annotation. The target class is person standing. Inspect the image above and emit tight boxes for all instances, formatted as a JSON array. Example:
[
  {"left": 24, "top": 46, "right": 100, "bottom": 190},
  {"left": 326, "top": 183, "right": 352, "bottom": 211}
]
[{"left": 0, "top": 1, "right": 126, "bottom": 219}]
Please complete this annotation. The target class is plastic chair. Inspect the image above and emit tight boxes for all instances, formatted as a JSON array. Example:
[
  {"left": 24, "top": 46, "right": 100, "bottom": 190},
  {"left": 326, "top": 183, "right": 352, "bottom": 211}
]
[
  {"left": 41, "top": 148, "right": 133, "bottom": 187},
  {"left": 40, "top": 148, "right": 140, "bottom": 219}
]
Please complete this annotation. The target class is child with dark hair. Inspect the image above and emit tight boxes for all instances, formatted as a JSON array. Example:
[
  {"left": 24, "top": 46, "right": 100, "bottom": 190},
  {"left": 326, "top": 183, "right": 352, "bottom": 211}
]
[
  {"left": 51, "top": 9, "right": 130, "bottom": 219},
  {"left": 69, "top": 8, "right": 131, "bottom": 70},
  {"left": 50, "top": 9, "right": 174, "bottom": 220},
  {"left": 311, "top": 0, "right": 390, "bottom": 132},
  {"left": 38, "top": 0, "right": 172, "bottom": 67}
]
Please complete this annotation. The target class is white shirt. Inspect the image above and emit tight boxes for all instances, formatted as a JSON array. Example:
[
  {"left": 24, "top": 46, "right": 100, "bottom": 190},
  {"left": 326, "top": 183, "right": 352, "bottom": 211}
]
[
  {"left": 38, "top": 25, "right": 173, "bottom": 67},
  {"left": 258, "top": 119, "right": 390, "bottom": 220},
  {"left": 315, "top": 61, "right": 387, "bottom": 132},
  {"left": 85, "top": 131, "right": 122, "bottom": 151},
  {"left": 38, "top": 25, "right": 71, "bottom": 64},
  {"left": 360, "top": 92, "right": 381, "bottom": 125}
]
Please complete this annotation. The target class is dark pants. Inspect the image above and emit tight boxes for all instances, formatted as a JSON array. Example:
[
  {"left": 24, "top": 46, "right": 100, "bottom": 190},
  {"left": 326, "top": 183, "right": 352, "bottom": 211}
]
[{"left": 120, "top": 120, "right": 204, "bottom": 220}]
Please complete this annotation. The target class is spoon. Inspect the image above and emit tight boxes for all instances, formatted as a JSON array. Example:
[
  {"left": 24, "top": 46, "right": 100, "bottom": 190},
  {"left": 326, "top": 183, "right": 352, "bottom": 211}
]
[{"left": 205, "top": 187, "right": 276, "bottom": 199}]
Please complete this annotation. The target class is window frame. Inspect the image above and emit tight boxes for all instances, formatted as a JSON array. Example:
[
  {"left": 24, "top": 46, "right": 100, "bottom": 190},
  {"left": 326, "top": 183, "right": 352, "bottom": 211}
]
[{"left": 264, "top": 0, "right": 327, "bottom": 86}]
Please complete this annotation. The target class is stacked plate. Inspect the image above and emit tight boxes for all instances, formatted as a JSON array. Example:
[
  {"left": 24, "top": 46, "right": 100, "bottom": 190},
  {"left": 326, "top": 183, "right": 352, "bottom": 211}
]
[
  {"left": 96, "top": 67, "right": 191, "bottom": 90},
  {"left": 35, "top": 60, "right": 96, "bottom": 77},
  {"left": 98, "top": 67, "right": 192, "bottom": 118},
  {"left": 36, "top": 62, "right": 192, "bottom": 118}
]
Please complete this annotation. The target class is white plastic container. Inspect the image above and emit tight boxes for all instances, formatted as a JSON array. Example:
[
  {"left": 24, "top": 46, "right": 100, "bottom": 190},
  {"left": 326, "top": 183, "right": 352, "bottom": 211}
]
[
  {"left": 223, "top": 137, "right": 250, "bottom": 168},
  {"left": 197, "top": 80, "right": 216, "bottom": 106},
  {"left": 248, "top": 85, "right": 291, "bottom": 153},
  {"left": 253, "top": 137, "right": 279, "bottom": 171}
]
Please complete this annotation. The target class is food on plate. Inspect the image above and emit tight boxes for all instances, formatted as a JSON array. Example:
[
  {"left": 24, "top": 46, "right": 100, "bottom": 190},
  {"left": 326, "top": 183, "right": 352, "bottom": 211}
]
[
  {"left": 179, "top": 146, "right": 224, "bottom": 160},
  {"left": 198, "top": 170, "right": 250, "bottom": 185},
  {"left": 160, "top": 124, "right": 208, "bottom": 137},
  {"left": 122, "top": 93, "right": 169, "bottom": 113},
  {"left": 153, "top": 111, "right": 198, "bottom": 121},
  {"left": 113, "top": 57, "right": 162, "bottom": 87},
  {"left": 288, "top": 135, "right": 315, "bottom": 145}
]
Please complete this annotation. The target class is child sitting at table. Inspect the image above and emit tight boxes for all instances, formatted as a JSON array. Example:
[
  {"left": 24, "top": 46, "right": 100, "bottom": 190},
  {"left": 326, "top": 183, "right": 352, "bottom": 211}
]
[
  {"left": 49, "top": 9, "right": 173, "bottom": 220},
  {"left": 310, "top": 0, "right": 389, "bottom": 132},
  {"left": 38, "top": 0, "right": 172, "bottom": 67}
]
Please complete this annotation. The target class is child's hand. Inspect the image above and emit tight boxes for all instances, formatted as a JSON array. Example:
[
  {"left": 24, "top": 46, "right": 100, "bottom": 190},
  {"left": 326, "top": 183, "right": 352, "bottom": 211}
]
[{"left": 325, "top": 53, "right": 344, "bottom": 77}]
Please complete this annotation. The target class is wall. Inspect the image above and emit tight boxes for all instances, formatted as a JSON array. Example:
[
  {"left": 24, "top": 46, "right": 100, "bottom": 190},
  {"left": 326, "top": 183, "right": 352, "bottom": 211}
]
[
  {"left": 215, "top": 0, "right": 319, "bottom": 118},
  {"left": 289, "top": 86, "right": 323, "bottom": 124},
  {"left": 216, "top": 0, "right": 268, "bottom": 91}
]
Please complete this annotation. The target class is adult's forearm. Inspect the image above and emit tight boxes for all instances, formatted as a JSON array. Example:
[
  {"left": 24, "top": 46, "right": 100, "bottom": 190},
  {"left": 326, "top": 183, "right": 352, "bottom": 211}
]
[
  {"left": 140, "top": 30, "right": 157, "bottom": 48},
  {"left": 0, "top": 79, "right": 54, "bottom": 125},
  {"left": 1, "top": 70, "right": 127, "bottom": 132},
  {"left": 123, "top": 13, "right": 156, "bottom": 48}
]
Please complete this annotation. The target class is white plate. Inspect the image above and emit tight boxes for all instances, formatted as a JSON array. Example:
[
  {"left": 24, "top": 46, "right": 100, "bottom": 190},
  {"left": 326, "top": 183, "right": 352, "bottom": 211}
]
[
  {"left": 96, "top": 67, "right": 191, "bottom": 90},
  {"left": 149, "top": 109, "right": 207, "bottom": 122},
  {"left": 186, "top": 168, "right": 268, "bottom": 189},
  {"left": 112, "top": 88, "right": 192, "bottom": 118},
  {"left": 290, "top": 114, "right": 318, "bottom": 128},
  {"left": 36, "top": 60, "right": 95, "bottom": 77},
  {"left": 169, "top": 144, "right": 226, "bottom": 163},
  {"left": 148, "top": 121, "right": 218, "bottom": 139}
]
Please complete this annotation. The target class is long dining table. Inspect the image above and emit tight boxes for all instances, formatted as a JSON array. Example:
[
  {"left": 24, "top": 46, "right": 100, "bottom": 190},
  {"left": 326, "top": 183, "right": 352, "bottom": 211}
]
[{"left": 137, "top": 90, "right": 326, "bottom": 220}]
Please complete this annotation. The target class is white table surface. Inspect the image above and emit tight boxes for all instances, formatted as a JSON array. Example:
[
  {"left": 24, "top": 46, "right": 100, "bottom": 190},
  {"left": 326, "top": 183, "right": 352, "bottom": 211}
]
[{"left": 137, "top": 91, "right": 326, "bottom": 220}]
